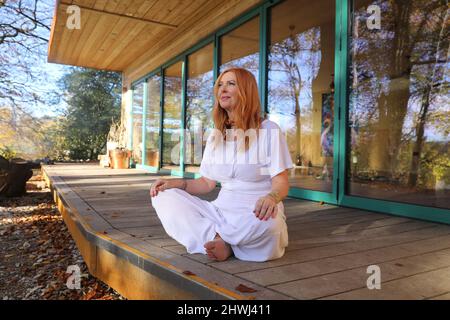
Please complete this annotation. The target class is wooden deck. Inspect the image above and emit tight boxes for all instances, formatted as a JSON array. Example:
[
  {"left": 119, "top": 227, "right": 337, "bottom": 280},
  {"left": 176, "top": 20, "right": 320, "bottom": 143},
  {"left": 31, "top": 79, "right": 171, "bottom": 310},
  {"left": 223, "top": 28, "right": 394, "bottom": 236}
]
[{"left": 43, "top": 163, "right": 450, "bottom": 300}]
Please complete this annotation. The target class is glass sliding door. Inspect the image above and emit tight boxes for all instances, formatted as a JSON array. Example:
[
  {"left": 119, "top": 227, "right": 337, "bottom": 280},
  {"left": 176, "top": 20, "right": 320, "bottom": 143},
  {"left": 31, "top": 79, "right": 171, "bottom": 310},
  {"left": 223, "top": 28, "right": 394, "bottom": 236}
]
[
  {"left": 220, "top": 16, "right": 260, "bottom": 85},
  {"left": 268, "top": 0, "right": 336, "bottom": 193},
  {"left": 131, "top": 83, "right": 144, "bottom": 164},
  {"left": 348, "top": 0, "right": 449, "bottom": 209},
  {"left": 144, "top": 73, "right": 161, "bottom": 168},
  {"left": 162, "top": 61, "right": 183, "bottom": 172},
  {"left": 185, "top": 43, "right": 214, "bottom": 174}
]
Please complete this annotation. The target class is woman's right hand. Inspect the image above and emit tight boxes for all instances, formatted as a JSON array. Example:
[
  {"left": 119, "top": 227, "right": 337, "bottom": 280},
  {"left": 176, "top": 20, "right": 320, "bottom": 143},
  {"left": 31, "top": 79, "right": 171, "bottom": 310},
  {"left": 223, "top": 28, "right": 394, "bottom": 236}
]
[{"left": 150, "top": 179, "right": 175, "bottom": 197}]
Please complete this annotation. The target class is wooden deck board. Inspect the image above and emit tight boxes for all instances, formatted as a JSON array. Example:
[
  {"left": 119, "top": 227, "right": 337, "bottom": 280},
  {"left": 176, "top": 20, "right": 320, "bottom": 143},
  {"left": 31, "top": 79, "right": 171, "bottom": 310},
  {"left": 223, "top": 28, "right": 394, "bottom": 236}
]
[
  {"left": 269, "top": 249, "right": 450, "bottom": 300},
  {"left": 322, "top": 266, "right": 450, "bottom": 300},
  {"left": 208, "top": 225, "right": 450, "bottom": 274},
  {"left": 118, "top": 226, "right": 168, "bottom": 238},
  {"left": 145, "top": 237, "right": 180, "bottom": 248},
  {"left": 237, "top": 234, "right": 450, "bottom": 287},
  {"left": 103, "top": 227, "right": 293, "bottom": 300},
  {"left": 43, "top": 164, "right": 450, "bottom": 300},
  {"left": 430, "top": 292, "right": 450, "bottom": 300}
]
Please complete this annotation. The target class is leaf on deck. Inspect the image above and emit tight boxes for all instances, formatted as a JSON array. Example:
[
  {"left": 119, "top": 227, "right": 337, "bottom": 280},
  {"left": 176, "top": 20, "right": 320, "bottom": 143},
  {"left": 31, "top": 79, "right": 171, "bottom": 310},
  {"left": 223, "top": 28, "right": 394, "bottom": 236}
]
[{"left": 235, "top": 284, "right": 257, "bottom": 293}]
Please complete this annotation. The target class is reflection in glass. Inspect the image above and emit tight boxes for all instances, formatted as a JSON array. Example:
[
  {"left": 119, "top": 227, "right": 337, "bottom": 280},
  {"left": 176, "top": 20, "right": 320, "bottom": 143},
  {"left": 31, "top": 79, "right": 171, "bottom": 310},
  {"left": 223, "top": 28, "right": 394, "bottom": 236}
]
[
  {"left": 145, "top": 73, "right": 161, "bottom": 168},
  {"left": 131, "top": 83, "right": 144, "bottom": 164},
  {"left": 220, "top": 16, "right": 259, "bottom": 85},
  {"left": 162, "top": 61, "right": 183, "bottom": 171},
  {"left": 268, "top": 0, "right": 335, "bottom": 192},
  {"left": 185, "top": 43, "right": 214, "bottom": 173},
  {"left": 348, "top": 0, "right": 449, "bottom": 209}
]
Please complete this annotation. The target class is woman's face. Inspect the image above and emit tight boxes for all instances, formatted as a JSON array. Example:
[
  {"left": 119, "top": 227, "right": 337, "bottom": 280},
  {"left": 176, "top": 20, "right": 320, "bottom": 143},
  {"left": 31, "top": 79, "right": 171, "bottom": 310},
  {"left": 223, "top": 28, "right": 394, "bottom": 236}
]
[{"left": 218, "top": 71, "right": 238, "bottom": 113}]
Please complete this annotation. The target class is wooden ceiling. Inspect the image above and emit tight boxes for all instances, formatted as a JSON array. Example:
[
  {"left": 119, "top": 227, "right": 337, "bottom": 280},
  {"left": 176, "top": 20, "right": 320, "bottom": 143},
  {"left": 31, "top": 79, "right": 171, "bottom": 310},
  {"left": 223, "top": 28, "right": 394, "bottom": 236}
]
[{"left": 48, "top": 0, "right": 261, "bottom": 74}]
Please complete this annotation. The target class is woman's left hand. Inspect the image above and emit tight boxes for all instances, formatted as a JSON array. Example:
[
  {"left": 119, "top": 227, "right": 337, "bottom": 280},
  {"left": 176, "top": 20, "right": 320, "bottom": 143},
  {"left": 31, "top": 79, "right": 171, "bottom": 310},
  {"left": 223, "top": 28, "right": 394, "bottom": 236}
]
[{"left": 253, "top": 195, "right": 278, "bottom": 221}]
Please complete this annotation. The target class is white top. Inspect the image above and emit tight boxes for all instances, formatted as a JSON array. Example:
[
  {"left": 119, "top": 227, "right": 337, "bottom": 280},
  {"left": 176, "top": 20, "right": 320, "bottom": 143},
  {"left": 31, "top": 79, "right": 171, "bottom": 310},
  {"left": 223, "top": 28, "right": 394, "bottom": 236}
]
[{"left": 199, "top": 119, "right": 293, "bottom": 196}]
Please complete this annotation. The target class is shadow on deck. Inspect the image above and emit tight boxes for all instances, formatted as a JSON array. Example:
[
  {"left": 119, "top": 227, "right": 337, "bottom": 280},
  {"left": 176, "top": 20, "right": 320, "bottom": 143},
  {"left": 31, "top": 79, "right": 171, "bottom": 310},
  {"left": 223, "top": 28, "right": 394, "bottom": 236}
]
[{"left": 42, "top": 163, "right": 450, "bottom": 300}]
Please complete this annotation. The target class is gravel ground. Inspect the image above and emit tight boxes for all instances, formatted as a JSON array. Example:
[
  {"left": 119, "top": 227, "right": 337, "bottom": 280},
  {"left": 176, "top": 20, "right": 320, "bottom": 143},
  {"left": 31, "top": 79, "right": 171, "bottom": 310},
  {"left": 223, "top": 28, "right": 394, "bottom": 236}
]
[{"left": 0, "top": 172, "right": 125, "bottom": 300}]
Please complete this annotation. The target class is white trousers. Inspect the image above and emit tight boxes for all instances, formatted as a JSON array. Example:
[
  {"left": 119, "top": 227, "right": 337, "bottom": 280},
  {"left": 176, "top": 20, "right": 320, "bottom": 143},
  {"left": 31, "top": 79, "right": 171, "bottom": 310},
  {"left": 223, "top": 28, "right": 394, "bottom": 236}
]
[{"left": 150, "top": 188, "right": 288, "bottom": 262}]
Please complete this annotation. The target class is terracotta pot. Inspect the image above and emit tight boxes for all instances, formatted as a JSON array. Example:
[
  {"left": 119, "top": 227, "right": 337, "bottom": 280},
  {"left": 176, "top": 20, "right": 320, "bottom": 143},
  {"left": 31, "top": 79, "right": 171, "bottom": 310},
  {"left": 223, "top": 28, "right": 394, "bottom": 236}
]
[
  {"left": 146, "top": 150, "right": 159, "bottom": 167},
  {"left": 109, "top": 149, "right": 130, "bottom": 169}
]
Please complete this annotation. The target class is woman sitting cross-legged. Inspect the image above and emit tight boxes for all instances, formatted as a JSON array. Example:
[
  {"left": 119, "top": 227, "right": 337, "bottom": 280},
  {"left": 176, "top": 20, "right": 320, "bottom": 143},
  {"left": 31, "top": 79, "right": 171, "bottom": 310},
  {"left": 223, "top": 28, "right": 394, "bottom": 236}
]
[{"left": 150, "top": 67, "right": 293, "bottom": 262}]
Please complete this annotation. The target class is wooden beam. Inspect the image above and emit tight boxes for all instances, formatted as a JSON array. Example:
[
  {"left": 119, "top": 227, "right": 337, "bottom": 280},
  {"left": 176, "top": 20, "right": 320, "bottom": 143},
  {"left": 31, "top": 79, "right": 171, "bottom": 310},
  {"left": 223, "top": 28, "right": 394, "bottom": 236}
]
[{"left": 59, "top": 2, "right": 178, "bottom": 30}]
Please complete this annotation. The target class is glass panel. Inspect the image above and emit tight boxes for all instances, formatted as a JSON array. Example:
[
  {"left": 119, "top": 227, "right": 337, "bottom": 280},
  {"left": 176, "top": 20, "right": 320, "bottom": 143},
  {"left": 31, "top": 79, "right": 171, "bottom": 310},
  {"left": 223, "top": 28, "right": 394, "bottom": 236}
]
[
  {"left": 162, "top": 61, "right": 183, "bottom": 171},
  {"left": 268, "top": 0, "right": 335, "bottom": 192},
  {"left": 144, "top": 73, "right": 161, "bottom": 167},
  {"left": 185, "top": 43, "right": 214, "bottom": 174},
  {"left": 348, "top": 0, "right": 449, "bottom": 209},
  {"left": 220, "top": 16, "right": 260, "bottom": 85},
  {"left": 131, "top": 83, "right": 144, "bottom": 164}
]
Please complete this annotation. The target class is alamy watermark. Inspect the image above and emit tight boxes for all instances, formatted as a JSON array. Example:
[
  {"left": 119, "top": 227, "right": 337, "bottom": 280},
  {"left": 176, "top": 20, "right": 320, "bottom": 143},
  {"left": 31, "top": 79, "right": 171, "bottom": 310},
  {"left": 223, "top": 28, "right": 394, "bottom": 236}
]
[
  {"left": 366, "top": 265, "right": 381, "bottom": 290},
  {"left": 167, "top": 127, "right": 284, "bottom": 176},
  {"left": 66, "top": 5, "right": 81, "bottom": 30},
  {"left": 66, "top": 265, "right": 81, "bottom": 290},
  {"left": 366, "top": 5, "right": 381, "bottom": 30}
]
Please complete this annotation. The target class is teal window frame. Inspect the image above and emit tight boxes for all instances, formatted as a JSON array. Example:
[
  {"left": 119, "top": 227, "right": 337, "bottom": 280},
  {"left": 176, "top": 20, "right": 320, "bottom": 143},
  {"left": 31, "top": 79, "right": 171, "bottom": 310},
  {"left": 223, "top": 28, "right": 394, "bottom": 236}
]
[{"left": 129, "top": 0, "right": 450, "bottom": 224}]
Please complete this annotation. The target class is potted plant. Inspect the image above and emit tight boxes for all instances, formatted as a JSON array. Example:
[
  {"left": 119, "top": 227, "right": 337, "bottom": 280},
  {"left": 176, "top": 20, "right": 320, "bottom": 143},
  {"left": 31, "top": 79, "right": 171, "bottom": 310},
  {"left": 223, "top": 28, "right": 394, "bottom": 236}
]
[{"left": 106, "top": 120, "right": 131, "bottom": 169}]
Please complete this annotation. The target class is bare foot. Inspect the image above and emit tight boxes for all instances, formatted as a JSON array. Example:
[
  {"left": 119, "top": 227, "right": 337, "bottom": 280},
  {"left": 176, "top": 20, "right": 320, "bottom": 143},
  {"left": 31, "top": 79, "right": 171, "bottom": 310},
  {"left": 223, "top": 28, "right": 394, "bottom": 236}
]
[{"left": 204, "top": 234, "right": 232, "bottom": 261}]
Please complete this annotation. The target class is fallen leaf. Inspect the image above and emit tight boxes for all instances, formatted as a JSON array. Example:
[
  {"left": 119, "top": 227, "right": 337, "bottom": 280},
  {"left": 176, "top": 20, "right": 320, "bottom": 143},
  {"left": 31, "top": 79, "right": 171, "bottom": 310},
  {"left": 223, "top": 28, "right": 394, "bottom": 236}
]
[
  {"left": 235, "top": 284, "right": 257, "bottom": 293},
  {"left": 81, "top": 283, "right": 100, "bottom": 300},
  {"left": 182, "top": 270, "right": 196, "bottom": 276},
  {"left": 81, "top": 289, "right": 97, "bottom": 300}
]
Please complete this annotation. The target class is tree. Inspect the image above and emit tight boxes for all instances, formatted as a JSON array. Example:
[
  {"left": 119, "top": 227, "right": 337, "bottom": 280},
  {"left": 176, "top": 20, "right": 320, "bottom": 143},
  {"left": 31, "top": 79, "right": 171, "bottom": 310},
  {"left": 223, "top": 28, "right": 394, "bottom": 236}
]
[
  {"left": 269, "top": 26, "right": 322, "bottom": 165},
  {"left": 0, "top": 0, "right": 53, "bottom": 113},
  {"left": 0, "top": 105, "right": 53, "bottom": 159},
  {"left": 350, "top": 0, "right": 449, "bottom": 191},
  {"left": 0, "top": 0, "right": 63, "bottom": 159},
  {"left": 350, "top": 0, "right": 448, "bottom": 180},
  {"left": 59, "top": 68, "right": 121, "bottom": 160},
  {"left": 406, "top": 4, "right": 449, "bottom": 186},
  {"left": 185, "top": 70, "right": 214, "bottom": 165}
]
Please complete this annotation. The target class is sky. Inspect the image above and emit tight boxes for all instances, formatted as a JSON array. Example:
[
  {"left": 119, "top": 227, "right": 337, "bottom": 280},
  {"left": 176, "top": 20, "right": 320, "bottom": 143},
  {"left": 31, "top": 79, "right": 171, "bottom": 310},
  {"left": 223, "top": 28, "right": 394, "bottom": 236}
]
[
  {"left": 0, "top": 0, "right": 71, "bottom": 118},
  {"left": 33, "top": 0, "right": 71, "bottom": 118},
  {"left": 35, "top": 62, "right": 71, "bottom": 117}
]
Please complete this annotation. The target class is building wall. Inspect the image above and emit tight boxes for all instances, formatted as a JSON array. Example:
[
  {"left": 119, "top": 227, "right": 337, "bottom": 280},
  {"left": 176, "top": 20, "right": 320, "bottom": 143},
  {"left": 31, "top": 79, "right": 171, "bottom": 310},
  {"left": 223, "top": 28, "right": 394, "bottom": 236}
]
[{"left": 119, "top": 0, "right": 450, "bottom": 217}]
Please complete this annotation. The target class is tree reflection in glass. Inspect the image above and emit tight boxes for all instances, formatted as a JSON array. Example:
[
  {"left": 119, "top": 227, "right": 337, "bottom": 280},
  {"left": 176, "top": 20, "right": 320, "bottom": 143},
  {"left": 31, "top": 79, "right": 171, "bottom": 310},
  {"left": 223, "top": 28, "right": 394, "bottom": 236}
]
[
  {"left": 145, "top": 73, "right": 161, "bottom": 168},
  {"left": 220, "top": 16, "right": 259, "bottom": 86},
  {"left": 348, "top": 0, "right": 449, "bottom": 209},
  {"left": 185, "top": 43, "right": 214, "bottom": 173},
  {"left": 268, "top": 0, "right": 335, "bottom": 192},
  {"left": 162, "top": 61, "right": 182, "bottom": 171},
  {"left": 132, "top": 83, "right": 143, "bottom": 164}
]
